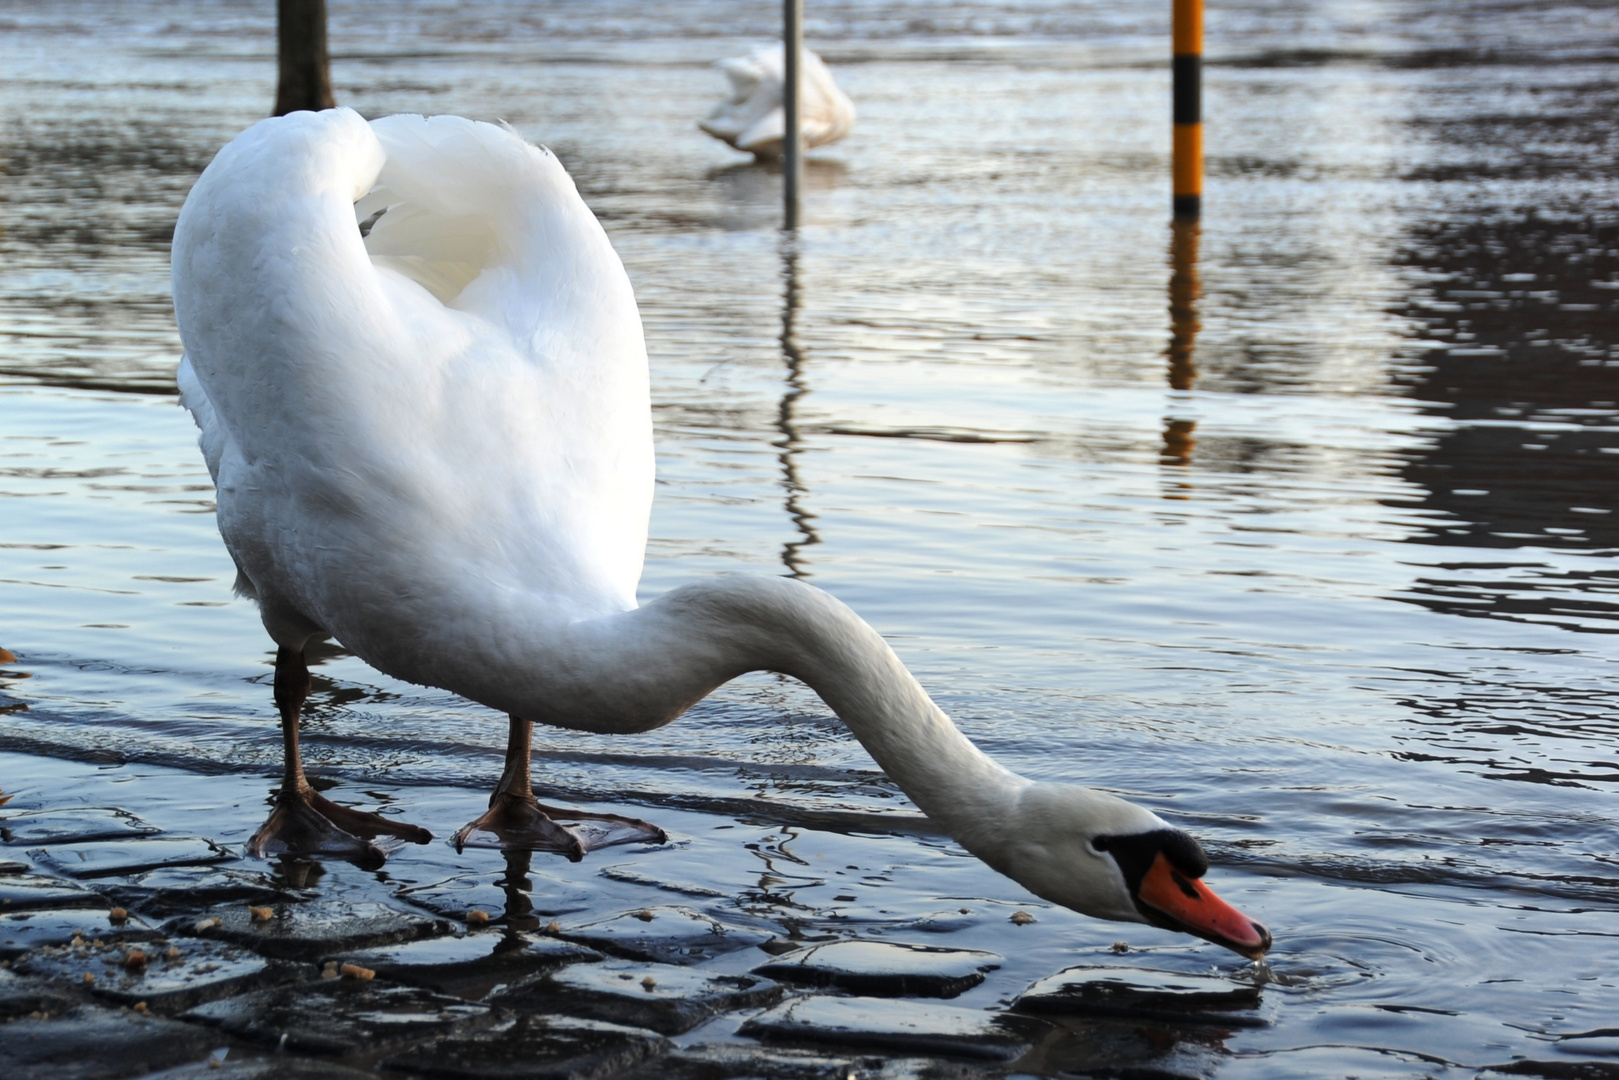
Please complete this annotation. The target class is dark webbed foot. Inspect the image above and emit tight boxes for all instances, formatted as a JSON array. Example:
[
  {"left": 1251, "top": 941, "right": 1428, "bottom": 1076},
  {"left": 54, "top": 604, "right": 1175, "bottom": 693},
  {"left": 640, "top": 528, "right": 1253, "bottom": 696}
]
[
  {"left": 452, "top": 792, "right": 667, "bottom": 860},
  {"left": 249, "top": 786, "right": 433, "bottom": 867},
  {"left": 456, "top": 713, "right": 669, "bottom": 860},
  {"left": 248, "top": 646, "right": 432, "bottom": 867}
]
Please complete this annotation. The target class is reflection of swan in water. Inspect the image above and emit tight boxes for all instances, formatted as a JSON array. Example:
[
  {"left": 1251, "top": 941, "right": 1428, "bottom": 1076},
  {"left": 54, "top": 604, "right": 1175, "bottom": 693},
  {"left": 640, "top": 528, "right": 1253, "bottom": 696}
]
[
  {"left": 172, "top": 108, "right": 1269, "bottom": 958},
  {"left": 707, "top": 158, "right": 847, "bottom": 231},
  {"left": 699, "top": 43, "right": 855, "bottom": 159}
]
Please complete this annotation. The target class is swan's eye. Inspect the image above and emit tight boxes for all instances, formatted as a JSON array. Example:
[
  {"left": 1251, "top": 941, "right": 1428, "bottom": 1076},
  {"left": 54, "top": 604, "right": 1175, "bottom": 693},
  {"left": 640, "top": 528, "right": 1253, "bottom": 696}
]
[{"left": 1089, "top": 836, "right": 1112, "bottom": 854}]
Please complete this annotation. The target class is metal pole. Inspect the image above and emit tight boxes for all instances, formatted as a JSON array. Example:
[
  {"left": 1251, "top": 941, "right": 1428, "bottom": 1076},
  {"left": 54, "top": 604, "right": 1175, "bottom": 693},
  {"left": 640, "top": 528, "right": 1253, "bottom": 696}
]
[
  {"left": 783, "top": 0, "right": 804, "bottom": 230},
  {"left": 1172, "top": 0, "right": 1202, "bottom": 218}
]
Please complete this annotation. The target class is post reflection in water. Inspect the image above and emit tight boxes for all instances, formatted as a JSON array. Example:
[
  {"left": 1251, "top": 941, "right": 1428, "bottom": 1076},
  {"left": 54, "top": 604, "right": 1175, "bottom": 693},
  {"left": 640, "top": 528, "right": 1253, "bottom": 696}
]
[
  {"left": 1161, "top": 218, "right": 1201, "bottom": 492},
  {"left": 1390, "top": 214, "right": 1619, "bottom": 634},
  {"left": 498, "top": 848, "right": 539, "bottom": 933},
  {"left": 775, "top": 234, "right": 820, "bottom": 577},
  {"left": 270, "top": 858, "right": 325, "bottom": 892}
]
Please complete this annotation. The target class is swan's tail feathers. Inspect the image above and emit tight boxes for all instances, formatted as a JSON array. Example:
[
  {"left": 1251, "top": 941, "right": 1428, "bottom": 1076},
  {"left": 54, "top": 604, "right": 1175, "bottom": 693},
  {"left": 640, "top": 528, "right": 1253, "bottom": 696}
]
[
  {"left": 232, "top": 568, "right": 259, "bottom": 601},
  {"left": 175, "top": 353, "right": 225, "bottom": 486},
  {"left": 177, "top": 352, "right": 257, "bottom": 604}
]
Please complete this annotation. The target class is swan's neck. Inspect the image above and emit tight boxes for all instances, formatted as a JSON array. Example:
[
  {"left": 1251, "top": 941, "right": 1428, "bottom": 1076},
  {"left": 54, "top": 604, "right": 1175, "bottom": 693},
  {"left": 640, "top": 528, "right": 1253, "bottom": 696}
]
[{"left": 485, "top": 574, "right": 1031, "bottom": 861}]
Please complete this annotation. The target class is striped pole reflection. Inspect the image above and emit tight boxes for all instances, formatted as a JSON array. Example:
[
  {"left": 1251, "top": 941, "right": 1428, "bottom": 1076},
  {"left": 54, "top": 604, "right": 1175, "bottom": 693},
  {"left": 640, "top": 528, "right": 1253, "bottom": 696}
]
[
  {"left": 1172, "top": 0, "right": 1203, "bottom": 219},
  {"left": 1161, "top": 218, "right": 1201, "bottom": 474}
]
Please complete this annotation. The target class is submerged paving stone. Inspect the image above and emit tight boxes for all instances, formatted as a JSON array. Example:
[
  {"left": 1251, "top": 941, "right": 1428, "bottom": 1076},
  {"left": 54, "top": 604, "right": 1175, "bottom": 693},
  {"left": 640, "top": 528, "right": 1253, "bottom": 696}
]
[
  {"left": 380, "top": 1013, "right": 668, "bottom": 1079},
  {"left": 493, "top": 958, "right": 781, "bottom": 1035},
  {"left": 1248, "top": 1044, "right": 1477, "bottom": 1077},
  {"left": 397, "top": 870, "right": 595, "bottom": 923},
  {"left": 0, "top": 808, "right": 160, "bottom": 847},
  {"left": 555, "top": 905, "right": 771, "bottom": 965},
  {"left": 0, "top": 907, "right": 160, "bottom": 959},
  {"left": 185, "top": 899, "right": 449, "bottom": 960},
  {"left": 910, "top": 909, "right": 984, "bottom": 934},
  {"left": 638, "top": 1044, "right": 866, "bottom": 1080},
  {"left": 0, "top": 1003, "right": 218, "bottom": 1080},
  {"left": 114, "top": 866, "right": 289, "bottom": 918},
  {"left": 29, "top": 837, "right": 234, "bottom": 880},
  {"left": 0, "top": 872, "right": 108, "bottom": 912},
  {"left": 861, "top": 1061, "right": 1016, "bottom": 1080},
  {"left": 1012, "top": 966, "right": 1264, "bottom": 1026},
  {"left": 143, "top": 1059, "right": 379, "bottom": 1080},
  {"left": 15, "top": 932, "right": 295, "bottom": 1014},
  {"left": 332, "top": 930, "right": 599, "bottom": 998},
  {"left": 0, "top": 966, "right": 78, "bottom": 1019},
  {"left": 739, "top": 995, "right": 1047, "bottom": 1063},
  {"left": 598, "top": 863, "right": 729, "bottom": 899},
  {"left": 1484, "top": 1060, "right": 1619, "bottom": 1079},
  {"left": 1019, "top": 1020, "right": 1219, "bottom": 1080},
  {"left": 755, "top": 940, "right": 1002, "bottom": 999},
  {"left": 184, "top": 979, "right": 490, "bottom": 1055}
]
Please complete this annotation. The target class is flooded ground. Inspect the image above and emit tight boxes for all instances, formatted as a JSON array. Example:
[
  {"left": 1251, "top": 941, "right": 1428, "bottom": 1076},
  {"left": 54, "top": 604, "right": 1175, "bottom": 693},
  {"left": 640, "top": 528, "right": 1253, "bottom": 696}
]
[{"left": 2, "top": 0, "right": 1617, "bottom": 1075}]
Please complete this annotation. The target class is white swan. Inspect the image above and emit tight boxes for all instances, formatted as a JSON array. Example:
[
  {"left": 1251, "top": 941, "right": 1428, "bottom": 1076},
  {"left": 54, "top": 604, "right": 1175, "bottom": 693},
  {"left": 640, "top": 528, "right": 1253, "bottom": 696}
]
[
  {"left": 699, "top": 43, "right": 856, "bottom": 159},
  {"left": 171, "top": 109, "right": 1269, "bottom": 958}
]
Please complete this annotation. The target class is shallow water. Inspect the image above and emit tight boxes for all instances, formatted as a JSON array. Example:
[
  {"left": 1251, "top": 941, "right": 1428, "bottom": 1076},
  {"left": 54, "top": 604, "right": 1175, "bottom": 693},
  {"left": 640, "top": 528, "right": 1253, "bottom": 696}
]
[{"left": 2, "top": 0, "right": 1617, "bottom": 1074}]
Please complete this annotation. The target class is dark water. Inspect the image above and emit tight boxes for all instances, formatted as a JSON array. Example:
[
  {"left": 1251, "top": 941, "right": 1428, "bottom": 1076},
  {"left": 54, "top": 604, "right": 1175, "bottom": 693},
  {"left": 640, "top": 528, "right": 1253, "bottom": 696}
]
[{"left": 2, "top": 1, "right": 1617, "bottom": 1074}]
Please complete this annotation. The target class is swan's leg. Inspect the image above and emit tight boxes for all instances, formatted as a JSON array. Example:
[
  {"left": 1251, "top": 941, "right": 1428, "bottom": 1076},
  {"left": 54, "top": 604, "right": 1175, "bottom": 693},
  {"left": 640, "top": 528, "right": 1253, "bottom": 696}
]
[
  {"left": 452, "top": 715, "right": 667, "bottom": 860},
  {"left": 247, "top": 646, "right": 433, "bottom": 864}
]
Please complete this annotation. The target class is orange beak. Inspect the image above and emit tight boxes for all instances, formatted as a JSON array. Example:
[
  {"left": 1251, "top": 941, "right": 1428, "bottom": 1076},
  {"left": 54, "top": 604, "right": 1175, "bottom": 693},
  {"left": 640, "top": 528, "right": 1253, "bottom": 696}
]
[{"left": 1136, "top": 851, "right": 1272, "bottom": 959}]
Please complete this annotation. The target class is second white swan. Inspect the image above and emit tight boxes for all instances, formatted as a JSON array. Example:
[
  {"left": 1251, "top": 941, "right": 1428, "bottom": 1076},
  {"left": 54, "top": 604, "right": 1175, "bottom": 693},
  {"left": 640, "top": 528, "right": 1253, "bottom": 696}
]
[{"left": 699, "top": 43, "right": 856, "bottom": 158}]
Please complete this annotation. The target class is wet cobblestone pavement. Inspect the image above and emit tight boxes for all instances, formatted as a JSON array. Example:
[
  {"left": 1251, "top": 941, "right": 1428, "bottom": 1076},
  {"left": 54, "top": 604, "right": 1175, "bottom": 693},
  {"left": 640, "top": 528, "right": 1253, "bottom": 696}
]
[{"left": 0, "top": 752, "right": 1288, "bottom": 1080}]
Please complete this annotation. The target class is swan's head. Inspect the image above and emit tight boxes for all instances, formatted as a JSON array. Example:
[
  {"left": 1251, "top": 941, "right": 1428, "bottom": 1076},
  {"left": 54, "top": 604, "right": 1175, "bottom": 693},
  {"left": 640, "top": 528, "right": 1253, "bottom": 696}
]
[{"left": 999, "top": 784, "right": 1272, "bottom": 959}]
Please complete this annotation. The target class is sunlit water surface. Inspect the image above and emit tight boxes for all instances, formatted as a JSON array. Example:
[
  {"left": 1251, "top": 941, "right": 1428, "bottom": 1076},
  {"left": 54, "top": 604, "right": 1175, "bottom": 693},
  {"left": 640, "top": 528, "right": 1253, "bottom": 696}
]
[{"left": 2, "top": 1, "right": 1617, "bottom": 1074}]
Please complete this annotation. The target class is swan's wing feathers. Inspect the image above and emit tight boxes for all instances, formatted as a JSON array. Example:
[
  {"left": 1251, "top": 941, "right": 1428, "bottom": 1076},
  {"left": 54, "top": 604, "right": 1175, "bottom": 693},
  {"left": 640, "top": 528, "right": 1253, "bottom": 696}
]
[
  {"left": 357, "top": 116, "right": 651, "bottom": 619},
  {"left": 173, "top": 108, "right": 387, "bottom": 456},
  {"left": 173, "top": 109, "right": 653, "bottom": 649}
]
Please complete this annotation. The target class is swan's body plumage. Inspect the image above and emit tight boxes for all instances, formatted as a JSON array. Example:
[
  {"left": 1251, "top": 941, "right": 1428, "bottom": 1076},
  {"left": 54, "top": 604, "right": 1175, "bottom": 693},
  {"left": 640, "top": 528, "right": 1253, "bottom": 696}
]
[
  {"left": 699, "top": 43, "right": 855, "bottom": 158},
  {"left": 171, "top": 109, "right": 1269, "bottom": 957},
  {"left": 176, "top": 110, "right": 651, "bottom": 697}
]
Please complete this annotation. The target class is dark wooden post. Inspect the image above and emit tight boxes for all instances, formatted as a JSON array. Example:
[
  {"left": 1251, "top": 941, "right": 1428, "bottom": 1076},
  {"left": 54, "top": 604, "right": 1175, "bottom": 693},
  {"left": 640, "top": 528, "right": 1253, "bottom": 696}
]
[
  {"left": 274, "top": 0, "right": 335, "bottom": 116},
  {"left": 783, "top": 0, "right": 804, "bottom": 230}
]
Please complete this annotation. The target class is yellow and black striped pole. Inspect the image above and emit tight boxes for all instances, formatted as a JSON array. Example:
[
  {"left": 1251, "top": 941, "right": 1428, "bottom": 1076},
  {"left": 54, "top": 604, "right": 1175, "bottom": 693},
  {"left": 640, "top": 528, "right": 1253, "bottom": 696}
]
[{"left": 1172, "top": 0, "right": 1203, "bottom": 218}]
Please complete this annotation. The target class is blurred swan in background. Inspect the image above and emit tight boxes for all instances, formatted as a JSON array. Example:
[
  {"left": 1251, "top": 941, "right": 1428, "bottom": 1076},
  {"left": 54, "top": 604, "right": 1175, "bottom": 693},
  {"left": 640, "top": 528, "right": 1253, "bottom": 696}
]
[{"left": 699, "top": 43, "right": 856, "bottom": 159}]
